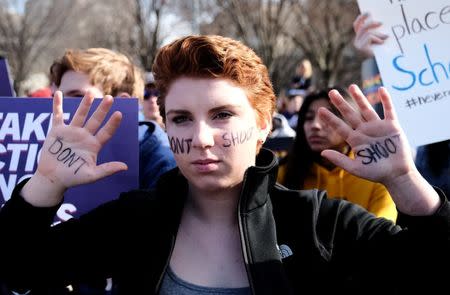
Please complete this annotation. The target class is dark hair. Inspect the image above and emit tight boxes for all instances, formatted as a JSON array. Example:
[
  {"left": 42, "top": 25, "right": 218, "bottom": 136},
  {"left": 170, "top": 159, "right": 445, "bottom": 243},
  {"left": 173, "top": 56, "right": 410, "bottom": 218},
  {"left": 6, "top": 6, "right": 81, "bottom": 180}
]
[{"left": 281, "top": 87, "right": 350, "bottom": 189}]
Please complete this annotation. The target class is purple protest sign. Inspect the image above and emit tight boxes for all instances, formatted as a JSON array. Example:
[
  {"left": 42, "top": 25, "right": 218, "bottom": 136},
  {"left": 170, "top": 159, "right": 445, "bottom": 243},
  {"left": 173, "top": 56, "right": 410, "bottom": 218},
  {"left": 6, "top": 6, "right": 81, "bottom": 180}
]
[
  {"left": 0, "top": 58, "right": 15, "bottom": 97},
  {"left": 0, "top": 97, "right": 139, "bottom": 222}
]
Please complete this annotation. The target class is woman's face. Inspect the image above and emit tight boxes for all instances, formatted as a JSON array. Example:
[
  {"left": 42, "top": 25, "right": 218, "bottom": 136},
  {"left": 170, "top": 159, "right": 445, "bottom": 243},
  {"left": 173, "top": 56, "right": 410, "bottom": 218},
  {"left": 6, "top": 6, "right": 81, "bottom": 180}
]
[
  {"left": 142, "top": 86, "right": 161, "bottom": 122},
  {"left": 164, "top": 77, "right": 268, "bottom": 192},
  {"left": 285, "top": 95, "right": 304, "bottom": 114},
  {"left": 303, "top": 98, "right": 346, "bottom": 153},
  {"left": 58, "top": 70, "right": 103, "bottom": 98},
  {"left": 296, "top": 63, "right": 305, "bottom": 76}
]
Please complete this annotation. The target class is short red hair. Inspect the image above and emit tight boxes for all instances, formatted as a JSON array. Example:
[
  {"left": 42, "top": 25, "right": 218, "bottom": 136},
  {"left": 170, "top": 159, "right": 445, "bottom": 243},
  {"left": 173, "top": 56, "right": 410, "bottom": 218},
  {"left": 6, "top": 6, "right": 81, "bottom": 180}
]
[{"left": 152, "top": 35, "right": 276, "bottom": 126}]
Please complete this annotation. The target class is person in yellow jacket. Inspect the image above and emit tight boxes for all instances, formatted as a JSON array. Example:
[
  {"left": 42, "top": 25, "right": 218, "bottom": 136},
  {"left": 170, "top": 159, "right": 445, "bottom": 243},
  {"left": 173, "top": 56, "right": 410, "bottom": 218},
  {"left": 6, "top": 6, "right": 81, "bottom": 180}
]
[{"left": 279, "top": 88, "right": 397, "bottom": 222}]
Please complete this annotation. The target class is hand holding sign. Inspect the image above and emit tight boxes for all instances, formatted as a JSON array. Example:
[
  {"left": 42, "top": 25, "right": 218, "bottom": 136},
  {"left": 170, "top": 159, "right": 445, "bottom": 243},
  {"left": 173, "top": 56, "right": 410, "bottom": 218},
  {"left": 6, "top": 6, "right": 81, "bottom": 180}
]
[
  {"left": 353, "top": 13, "right": 388, "bottom": 58},
  {"left": 357, "top": 0, "right": 450, "bottom": 146},
  {"left": 21, "top": 91, "right": 128, "bottom": 207}
]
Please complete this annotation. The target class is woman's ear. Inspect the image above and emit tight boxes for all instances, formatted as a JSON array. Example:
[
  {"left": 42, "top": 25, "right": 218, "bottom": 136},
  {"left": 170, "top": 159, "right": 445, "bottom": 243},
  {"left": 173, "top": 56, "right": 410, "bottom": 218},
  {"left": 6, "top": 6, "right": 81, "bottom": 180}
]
[{"left": 258, "top": 112, "right": 272, "bottom": 143}]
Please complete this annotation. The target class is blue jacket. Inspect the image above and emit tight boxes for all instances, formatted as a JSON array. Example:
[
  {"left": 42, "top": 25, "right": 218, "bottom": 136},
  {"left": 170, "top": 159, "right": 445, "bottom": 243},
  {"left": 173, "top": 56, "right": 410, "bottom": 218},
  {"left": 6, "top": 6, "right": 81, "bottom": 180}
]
[
  {"left": 415, "top": 140, "right": 450, "bottom": 198},
  {"left": 139, "top": 121, "right": 176, "bottom": 190}
]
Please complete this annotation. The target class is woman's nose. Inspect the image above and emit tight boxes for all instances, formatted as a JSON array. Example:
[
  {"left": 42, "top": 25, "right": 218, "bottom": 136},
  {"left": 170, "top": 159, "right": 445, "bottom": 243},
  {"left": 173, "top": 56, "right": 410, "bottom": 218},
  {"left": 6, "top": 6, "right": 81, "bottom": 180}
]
[
  {"left": 192, "top": 121, "right": 215, "bottom": 149},
  {"left": 311, "top": 116, "right": 322, "bottom": 129}
]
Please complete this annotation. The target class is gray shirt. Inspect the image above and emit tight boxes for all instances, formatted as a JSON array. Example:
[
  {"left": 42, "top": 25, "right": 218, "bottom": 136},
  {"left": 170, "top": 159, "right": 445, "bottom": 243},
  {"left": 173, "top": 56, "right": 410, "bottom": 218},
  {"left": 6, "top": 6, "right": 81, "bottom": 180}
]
[{"left": 159, "top": 267, "right": 251, "bottom": 295}]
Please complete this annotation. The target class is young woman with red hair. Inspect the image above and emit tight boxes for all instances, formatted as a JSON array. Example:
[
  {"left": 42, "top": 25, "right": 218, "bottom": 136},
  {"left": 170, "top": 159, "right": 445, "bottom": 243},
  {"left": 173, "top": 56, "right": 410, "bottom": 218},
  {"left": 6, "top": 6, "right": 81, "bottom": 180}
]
[{"left": 0, "top": 35, "right": 448, "bottom": 294}]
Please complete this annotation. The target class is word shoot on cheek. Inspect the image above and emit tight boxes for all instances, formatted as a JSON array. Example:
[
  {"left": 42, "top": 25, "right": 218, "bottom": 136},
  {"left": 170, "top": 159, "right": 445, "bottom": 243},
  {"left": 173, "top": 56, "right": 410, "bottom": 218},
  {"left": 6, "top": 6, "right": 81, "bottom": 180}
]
[
  {"left": 48, "top": 137, "right": 87, "bottom": 174},
  {"left": 169, "top": 137, "right": 192, "bottom": 154},
  {"left": 222, "top": 127, "right": 254, "bottom": 148},
  {"left": 356, "top": 135, "right": 400, "bottom": 165}
]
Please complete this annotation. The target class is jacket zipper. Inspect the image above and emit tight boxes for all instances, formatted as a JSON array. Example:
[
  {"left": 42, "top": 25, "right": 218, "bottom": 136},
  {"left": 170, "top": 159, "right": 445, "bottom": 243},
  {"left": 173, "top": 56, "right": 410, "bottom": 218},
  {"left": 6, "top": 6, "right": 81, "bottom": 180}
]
[{"left": 237, "top": 173, "right": 256, "bottom": 295}]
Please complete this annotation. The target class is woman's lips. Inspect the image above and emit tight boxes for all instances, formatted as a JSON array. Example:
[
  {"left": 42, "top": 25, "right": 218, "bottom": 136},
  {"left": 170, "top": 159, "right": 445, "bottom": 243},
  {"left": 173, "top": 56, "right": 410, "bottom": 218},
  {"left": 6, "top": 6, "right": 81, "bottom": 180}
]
[
  {"left": 192, "top": 159, "right": 219, "bottom": 164},
  {"left": 308, "top": 136, "right": 325, "bottom": 143},
  {"left": 191, "top": 159, "right": 221, "bottom": 172}
]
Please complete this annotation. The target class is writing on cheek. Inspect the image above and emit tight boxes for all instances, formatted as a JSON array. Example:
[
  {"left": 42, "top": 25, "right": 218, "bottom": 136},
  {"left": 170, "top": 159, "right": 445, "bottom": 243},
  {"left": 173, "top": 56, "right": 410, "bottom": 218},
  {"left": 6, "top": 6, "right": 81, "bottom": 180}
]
[
  {"left": 356, "top": 135, "right": 400, "bottom": 165},
  {"left": 169, "top": 137, "right": 192, "bottom": 154},
  {"left": 48, "top": 138, "right": 87, "bottom": 174},
  {"left": 222, "top": 127, "right": 254, "bottom": 148}
]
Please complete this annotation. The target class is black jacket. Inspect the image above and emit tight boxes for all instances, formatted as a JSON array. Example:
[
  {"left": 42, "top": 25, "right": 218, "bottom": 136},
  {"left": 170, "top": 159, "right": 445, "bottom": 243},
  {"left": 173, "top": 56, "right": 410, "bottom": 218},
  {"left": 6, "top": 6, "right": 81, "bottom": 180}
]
[{"left": 0, "top": 149, "right": 449, "bottom": 294}]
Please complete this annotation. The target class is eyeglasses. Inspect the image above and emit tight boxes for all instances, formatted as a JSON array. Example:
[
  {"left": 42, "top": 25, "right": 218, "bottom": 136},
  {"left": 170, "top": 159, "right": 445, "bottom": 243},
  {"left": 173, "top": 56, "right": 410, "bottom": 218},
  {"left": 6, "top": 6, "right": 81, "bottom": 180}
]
[{"left": 144, "top": 89, "right": 160, "bottom": 100}]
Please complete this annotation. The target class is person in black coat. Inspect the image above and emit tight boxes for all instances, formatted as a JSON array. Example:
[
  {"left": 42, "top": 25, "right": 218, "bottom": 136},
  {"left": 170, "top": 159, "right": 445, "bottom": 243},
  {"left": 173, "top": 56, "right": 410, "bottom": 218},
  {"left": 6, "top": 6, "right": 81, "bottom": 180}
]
[{"left": 0, "top": 35, "right": 448, "bottom": 294}]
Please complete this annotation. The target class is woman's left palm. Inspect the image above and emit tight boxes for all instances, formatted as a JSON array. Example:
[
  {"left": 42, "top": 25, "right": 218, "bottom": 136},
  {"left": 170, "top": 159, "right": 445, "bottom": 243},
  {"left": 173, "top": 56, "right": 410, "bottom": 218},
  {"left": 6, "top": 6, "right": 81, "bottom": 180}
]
[{"left": 319, "top": 85, "right": 416, "bottom": 184}]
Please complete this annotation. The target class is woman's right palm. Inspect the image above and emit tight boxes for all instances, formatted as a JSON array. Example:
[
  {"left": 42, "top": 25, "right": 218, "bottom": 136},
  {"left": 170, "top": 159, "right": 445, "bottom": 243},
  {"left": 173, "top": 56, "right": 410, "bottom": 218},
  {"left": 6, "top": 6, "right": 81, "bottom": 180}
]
[{"left": 36, "top": 91, "right": 127, "bottom": 190}]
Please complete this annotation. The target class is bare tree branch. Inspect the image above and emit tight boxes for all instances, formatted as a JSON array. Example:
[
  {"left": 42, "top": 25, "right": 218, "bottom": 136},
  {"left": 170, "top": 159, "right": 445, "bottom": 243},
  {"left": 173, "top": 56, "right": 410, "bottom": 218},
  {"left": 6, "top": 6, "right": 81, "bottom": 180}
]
[
  {"left": 286, "top": 0, "right": 361, "bottom": 88},
  {"left": 0, "top": 0, "right": 89, "bottom": 93}
]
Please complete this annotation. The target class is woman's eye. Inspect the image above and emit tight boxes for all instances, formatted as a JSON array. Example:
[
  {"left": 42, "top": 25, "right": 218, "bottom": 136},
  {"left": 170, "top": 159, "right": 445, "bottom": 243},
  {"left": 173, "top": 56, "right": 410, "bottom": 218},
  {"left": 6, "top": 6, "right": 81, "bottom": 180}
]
[
  {"left": 171, "top": 116, "right": 189, "bottom": 124},
  {"left": 304, "top": 115, "right": 314, "bottom": 121},
  {"left": 213, "top": 112, "right": 233, "bottom": 120}
]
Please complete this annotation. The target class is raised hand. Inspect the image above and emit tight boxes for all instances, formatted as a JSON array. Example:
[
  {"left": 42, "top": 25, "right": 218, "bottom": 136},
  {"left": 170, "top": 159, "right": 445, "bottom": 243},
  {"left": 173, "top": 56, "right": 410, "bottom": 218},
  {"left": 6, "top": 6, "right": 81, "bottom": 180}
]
[
  {"left": 319, "top": 85, "right": 441, "bottom": 215},
  {"left": 318, "top": 85, "right": 415, "bottom": 185},
  {"left": 21, "top": 91, "right": 128, "bottom": 207},
  {"left": 353, "top": 13, "right": 388, "bottom": 57}
]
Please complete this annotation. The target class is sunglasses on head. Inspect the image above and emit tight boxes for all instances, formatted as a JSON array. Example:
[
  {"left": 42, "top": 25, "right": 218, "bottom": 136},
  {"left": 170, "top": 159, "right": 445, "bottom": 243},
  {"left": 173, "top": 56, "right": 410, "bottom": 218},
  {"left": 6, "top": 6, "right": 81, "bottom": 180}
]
[{"left": 144, "top": 89, "right": 160, "bottom": 100}]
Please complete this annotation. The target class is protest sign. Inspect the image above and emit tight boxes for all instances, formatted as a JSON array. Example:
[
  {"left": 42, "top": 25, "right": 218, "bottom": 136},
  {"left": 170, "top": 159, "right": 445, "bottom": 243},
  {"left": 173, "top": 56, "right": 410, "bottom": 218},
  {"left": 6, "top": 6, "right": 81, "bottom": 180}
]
[
  {"left": 0, "top": 97, "right": 139, "bottom": 223},
  {"left": 361, "top": 58, "right": 383, "bottom": 105},
  {"left": 0, "top": 57, "right": 15, "bottom": 97},
  {"left": 357, "top": 0, "right": 450, "bottom": 146}
]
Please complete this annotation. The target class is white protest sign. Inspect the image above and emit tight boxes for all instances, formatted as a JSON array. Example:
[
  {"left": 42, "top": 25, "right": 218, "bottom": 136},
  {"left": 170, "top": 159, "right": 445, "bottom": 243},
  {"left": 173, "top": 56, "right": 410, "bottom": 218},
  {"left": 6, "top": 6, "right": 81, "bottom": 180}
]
[{"left": 357, "top": 0, "right": 450, "bottom": 146}]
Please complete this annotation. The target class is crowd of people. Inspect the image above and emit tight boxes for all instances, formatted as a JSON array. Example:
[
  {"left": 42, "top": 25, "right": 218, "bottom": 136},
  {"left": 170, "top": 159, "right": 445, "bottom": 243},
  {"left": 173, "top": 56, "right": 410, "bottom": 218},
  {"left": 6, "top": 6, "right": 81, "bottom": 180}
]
[{"left": 0, "top": 12, "right": 448, "bottom": 295}]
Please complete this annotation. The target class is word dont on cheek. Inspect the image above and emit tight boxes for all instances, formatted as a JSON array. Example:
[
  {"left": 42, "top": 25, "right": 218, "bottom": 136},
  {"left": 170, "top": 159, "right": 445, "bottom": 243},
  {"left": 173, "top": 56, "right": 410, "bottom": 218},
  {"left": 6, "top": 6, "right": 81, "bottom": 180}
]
[
  {"left": 222, "top": 127, "right": 254, "bottom": 148},
  {"left": 48, "top": 138, "right": 87, "bottom": 174},
  {"left": 356, "top": 135, "right": 400, "bottom": 165},
  {"left": 169, "top": 137, "right": 192, "bottom": 154}
]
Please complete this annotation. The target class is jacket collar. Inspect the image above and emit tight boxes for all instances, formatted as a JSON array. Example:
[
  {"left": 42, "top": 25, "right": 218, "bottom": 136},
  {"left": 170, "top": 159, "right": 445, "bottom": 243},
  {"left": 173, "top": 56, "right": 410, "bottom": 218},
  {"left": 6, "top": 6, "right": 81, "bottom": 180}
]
[
  {"left": 239, "top": 148, "right": 279, "bottom": 213},
  {"left": 157, "top": 148, "right": 279, "bottom": 214}
]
